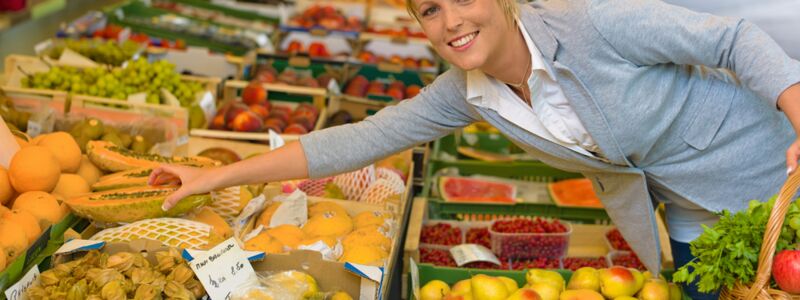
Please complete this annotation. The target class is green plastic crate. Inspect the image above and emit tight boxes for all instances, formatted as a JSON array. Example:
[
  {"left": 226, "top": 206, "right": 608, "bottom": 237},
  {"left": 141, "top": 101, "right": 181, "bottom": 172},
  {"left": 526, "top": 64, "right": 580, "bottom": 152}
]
[
  {"left": 105, "top": 0, "right": 278, "bottom": 56},
  {"left": 409, "top": 263, "right": 689, "bottom": 300},
  {"left": 425, "top": 134, "right": 610, "bottom": 224},
  {"left": 0, "top": 214, "right": 90, "bottom": 300}
]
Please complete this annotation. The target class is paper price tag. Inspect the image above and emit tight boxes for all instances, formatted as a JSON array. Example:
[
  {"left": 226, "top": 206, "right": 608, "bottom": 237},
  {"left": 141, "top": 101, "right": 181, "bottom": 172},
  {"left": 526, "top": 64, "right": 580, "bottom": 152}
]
[
  {"left": 189, "top": 238, "right": 258, "bottom": 300},
  {"left": 269, "top": 129, "right": 285, "bottom": 150},
  {"left": 128, "top": 92, "right": 147, "bottom": 105},
  {"left": 176, "top": 134, "right": 189, "bottom": 146},
  {"left": 449, "top": 244, "right": 501, "bottom": 266},
  {"left": 199, "top": 91, "right": 216, "bottom": 123},
  {"left": 26, "top": 121, "right": 42, "bottom": 137},
  {"left": 5, "top": 266, "right": 40, "bottom": 300},
  {"left": 34, "top": 39, "right": 53, "bottom": 54}
]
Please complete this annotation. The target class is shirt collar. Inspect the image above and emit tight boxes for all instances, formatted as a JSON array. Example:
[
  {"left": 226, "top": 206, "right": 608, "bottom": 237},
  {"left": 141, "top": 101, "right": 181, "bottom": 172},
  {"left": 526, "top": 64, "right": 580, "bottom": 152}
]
[{"left": 466, "top": 19, "right": 556, "bottom": 104}]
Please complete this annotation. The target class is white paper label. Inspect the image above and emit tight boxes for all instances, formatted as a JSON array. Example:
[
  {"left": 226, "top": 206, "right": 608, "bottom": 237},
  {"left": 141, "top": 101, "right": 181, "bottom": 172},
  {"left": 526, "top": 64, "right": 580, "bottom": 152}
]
[
  {"left": 269, "top": 129, "right": 285, "bottom": 151},
  {"left": 233, "top": 194, "right": 266, "bottom": 236},
  {"left": 409, "top": 258, "right": 420, "bottom": 300},
  {"left": 5, "top": 266, "right": 40, "bottom": 300},
  {"left": 34, "top": 39, "right": 53, "bottom": 54},
  {"left": 199, "top": 91, "right": 216, "bottom": 124},
  {"left": 55, "top": 239, "right": 105, "bottom": 255},
  {"left": 118, "top": 28, "right": 131, "bottom": 43},
  {"left": 297, "top": 240, "right": 338, "bottom": 261},
  {"left": 128, "top": 92, "right": 147, "bottom": 105},
  {"left": 189, "top": 238, "right": 258, "bottom": 300},
  {"left": 26, "top": 121, "right": 42, "bottom": 137},
  {"left": 269, "top": 189, "right": 308, "bottom": 227},
  {"left": 161, "top": 88, "right": 181, "bottom": 107},
  {"left": 449, "top": 244, "right": 501, "bottom": 266}
]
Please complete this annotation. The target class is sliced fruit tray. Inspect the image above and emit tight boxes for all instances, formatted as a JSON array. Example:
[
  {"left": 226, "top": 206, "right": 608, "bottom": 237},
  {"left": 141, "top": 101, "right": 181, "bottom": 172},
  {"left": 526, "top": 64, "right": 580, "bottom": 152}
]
[{"left": 425, "top": 135, "right": 609, "bottom": 224}]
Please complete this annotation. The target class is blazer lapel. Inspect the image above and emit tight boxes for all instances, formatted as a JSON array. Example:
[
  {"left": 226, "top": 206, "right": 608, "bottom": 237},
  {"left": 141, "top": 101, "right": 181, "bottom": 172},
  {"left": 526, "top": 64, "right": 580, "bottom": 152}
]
[{"left": 520, "top": 5, "right": 632, "bottom": 167}]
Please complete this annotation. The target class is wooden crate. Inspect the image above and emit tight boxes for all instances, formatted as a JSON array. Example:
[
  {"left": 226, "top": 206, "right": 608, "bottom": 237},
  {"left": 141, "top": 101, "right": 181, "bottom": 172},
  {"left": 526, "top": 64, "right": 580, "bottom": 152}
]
[{"left": 191, "top": 79, "right": 327, "bottom": 144}]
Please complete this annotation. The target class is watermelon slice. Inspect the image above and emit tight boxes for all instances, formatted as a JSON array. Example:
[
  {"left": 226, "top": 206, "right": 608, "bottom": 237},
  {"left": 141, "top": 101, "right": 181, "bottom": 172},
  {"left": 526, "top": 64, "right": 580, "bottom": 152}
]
[
  {"left": 439, "top": 176, "right": 517, "bottom": 203},
  {"left": 548, "top": 178, "right": 603, "bottom": 208}
]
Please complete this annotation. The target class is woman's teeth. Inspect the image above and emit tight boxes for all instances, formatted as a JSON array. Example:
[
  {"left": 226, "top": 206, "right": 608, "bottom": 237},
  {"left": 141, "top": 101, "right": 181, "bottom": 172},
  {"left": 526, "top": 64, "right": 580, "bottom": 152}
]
[{"left": 450, "top": 32, "right": 478, "bottom": 47}]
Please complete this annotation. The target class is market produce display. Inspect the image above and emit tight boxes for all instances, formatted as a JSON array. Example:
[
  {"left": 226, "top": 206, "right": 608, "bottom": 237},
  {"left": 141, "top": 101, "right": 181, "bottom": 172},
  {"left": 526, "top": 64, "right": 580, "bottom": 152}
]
[
  {"left": 418, "top": 268, "right": 683, "bottom": 300},
  {"left": 21, "top": 60, "right": 205, "bottom": 106},
  {"left": 45, "top": 39, "right": 143, "bottom": 66},
  {"left": 287, "top": 5, "right": 362, "bottom": 32},
  {"left": 344, "top": 74, "right": 422, "bottom": 100}
]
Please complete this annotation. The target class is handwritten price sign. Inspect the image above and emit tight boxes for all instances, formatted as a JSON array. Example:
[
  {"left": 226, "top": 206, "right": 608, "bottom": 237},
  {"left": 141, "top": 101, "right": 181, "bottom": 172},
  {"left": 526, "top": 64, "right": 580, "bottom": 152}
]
[{"left": 189, "top": 238, "right": 257, "bottom": 300}]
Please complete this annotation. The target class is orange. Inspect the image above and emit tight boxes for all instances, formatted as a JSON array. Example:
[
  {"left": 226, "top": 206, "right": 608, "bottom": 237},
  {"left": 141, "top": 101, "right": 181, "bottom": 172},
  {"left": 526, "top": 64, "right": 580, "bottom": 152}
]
[
  {"left": 8, "top": 146, "right": 61, "bottom": 193},
  {"left": 0, "top": 167, "right": 13, "bottom": 205},
  {"left": 0, "top": 247, "right": 6, "bottom": 272},
  {"left": 38, "top": 132, "right": 82, "bottom": 173},
  {"left": 0, "top": 219, "right": 28, "bottom": 261},
  {"left": 75, "top": 155, "right": 102, "bottom": 185},
  {"left": 190, "top": 207, "right": 233, "bottom": 239},
  {"left": 256, "top": 202, "right": 282, "bottom": 228},
  {"left": 52, "top": 174, "right": 90, "bottom": 199},
  {"left": 267, "top": 224, "right": 305, "bottom": 249},
  {"left": 244, "top": 232, "right": 284, "bottom": 254},
  {"left": 13, "top": 191, "right": 62, "bottom": 228},
  {"left": 2, "top": 209, "right": 41, "bottom": 245}
]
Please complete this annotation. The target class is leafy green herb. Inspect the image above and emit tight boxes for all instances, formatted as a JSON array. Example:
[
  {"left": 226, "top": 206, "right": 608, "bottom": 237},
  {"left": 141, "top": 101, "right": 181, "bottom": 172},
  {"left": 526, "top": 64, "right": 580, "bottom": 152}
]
[{"left": 673, "top": 197, "right": 800, "bottom": 292}]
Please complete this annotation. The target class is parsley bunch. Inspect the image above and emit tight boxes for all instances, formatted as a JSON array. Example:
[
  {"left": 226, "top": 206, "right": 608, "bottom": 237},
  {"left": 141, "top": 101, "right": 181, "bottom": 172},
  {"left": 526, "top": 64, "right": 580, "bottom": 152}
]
[{"left": 673, "top": 198, "right": 800, "bottom": 292}]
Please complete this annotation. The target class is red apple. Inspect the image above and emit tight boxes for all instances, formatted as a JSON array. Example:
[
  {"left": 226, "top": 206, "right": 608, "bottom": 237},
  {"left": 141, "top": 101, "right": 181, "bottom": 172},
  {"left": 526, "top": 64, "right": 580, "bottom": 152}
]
[
  {"left": 287, "top": 40, "right": 303, "bottom": 54},
  {"left": 308, "top": 42, "right": 330, "bottom": 57},
  {"left": 242, "top": 82, "right": 267, "bottom": 106},
  {"left": 345, "top": 75, "right": 369, "bottom": 97},
  {"left": 406, "top": 84, "right": 422, "bottom": 98},
  {"left": 774, "top": 250, "right": 800, "bottom": 293}
]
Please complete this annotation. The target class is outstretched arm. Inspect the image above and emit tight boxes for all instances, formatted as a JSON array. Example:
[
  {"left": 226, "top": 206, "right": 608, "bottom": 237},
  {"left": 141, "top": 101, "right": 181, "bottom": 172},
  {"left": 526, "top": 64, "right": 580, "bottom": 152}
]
[{"left": 151, "top": 69, "right": 481, "bottom": 209}]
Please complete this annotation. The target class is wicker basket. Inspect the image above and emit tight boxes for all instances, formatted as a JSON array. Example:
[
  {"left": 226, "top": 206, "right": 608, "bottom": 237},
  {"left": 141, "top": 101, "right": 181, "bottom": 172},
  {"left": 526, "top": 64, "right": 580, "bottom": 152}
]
[{"left": 720, "top": 171, "right": 800, "bottom": 299}]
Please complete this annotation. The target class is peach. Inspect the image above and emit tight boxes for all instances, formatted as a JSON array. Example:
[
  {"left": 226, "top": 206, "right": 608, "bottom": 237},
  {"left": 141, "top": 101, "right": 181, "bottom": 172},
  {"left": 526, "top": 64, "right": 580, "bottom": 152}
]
[
  {"left": 406, "top": 84, "right": 422, "bottom": 98},
  {"left": 209, "top": 114, "right": 226, "bottom": 130},
  {"left": 287, "top": 40, "right": 303, "bottom": 54},
  {"left": 269, "top": 109, "right": 291, "bottom": 124},
  {"left": 298, "top": 76, "right": 320, "bottom": 88},
  {"left": 278, "top": 69, "right": 299, "bottom": 85},
  {"left": 366, "top": 81, "right": 385, "bottom": 96},
  {"left": 264, "top": 117, "right": 286, "bottom": 129},
  {"left": 231, "top": 111, "right": 263, "bottom": 132},
  {"left": 404, "top": 58, "right": 419, "bottom": 68},
  {"left": 249, "top": 104, "right": 270, "bottom": 120},
  {"left": 284, "top": 124, "right": 308, "bottom": 135},
  {"left": 387, "top": 87, "right": 404, "bottom": 100},
  {"left": 242, "top": 82, "right": 267, "bottom": 106}
]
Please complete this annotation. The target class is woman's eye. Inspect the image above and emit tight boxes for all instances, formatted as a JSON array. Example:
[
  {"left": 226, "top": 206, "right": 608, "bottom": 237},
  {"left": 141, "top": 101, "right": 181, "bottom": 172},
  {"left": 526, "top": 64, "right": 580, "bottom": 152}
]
[{"left": 422, "top": 6, "right": 439, "bottom": 17}]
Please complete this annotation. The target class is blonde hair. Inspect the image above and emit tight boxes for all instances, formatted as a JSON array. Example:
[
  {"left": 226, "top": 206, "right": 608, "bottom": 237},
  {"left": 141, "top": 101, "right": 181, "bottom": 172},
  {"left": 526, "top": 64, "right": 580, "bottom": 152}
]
[{"left": 406, "top": 0, "right": 519, "bottom": 26}]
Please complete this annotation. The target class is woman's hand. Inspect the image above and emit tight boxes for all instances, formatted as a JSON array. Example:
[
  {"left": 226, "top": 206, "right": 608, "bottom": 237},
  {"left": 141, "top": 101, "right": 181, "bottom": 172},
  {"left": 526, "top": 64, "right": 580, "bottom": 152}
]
[
  {"left": 778, "top": 83, "right": 800, "bottom": 174},
  {"left": 148, "top": 165, "right": 217, "bottom": 211},
  {"left": 787, "top": 139, "right": 800, "bottom": 175}
]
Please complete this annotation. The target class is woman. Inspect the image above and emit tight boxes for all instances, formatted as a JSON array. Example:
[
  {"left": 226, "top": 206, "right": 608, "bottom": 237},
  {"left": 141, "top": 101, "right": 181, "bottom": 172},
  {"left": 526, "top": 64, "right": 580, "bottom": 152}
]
[{"left": 151, "top": 0, "right": 800, "bottom": 298}]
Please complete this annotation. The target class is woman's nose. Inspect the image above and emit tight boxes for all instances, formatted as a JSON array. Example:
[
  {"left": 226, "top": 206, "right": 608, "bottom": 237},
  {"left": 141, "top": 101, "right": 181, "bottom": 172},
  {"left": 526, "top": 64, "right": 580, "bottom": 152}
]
[{"left": 443, "top": 10, "right": 463, "bottom": 32}]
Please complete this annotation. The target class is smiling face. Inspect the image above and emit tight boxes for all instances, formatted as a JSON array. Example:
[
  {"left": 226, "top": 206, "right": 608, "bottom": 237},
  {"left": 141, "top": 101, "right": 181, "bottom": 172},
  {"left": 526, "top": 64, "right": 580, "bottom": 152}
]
[{"left": 412, "top": 0, "right": 516, "bottom": 71}]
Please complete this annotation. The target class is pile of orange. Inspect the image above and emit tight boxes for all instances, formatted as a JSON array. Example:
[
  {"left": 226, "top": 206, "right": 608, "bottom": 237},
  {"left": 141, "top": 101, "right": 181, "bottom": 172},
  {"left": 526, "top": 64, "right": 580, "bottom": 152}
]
[{"left": 0, "top": 131, "right": 103, "bottom": 272}]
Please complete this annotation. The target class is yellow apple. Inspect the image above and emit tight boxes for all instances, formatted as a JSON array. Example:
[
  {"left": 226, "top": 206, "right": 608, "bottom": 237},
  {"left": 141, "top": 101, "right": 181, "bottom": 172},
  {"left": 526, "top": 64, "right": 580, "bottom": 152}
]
[
  {"left": 599, "top": 267, "right": 639, "bottom": 298},
  {"left": 668, "top": 283, "right": 682, "bottom": 300},
  {"left": 443, "top": 293, "right": 473, "bottom": 300},
  {"left": 566, "top": 267, "right": 600, "bottom": 291},
  {"left": 613, "top": 297, "right": 638, "bottom": 300},
  {"left": 507, "top": 288, "right": 542, "bottom": 300},
  {"left": 471, "top": 274, "right": 509, "bottom": 300},
  {"left": 559, "top": 289, "right": 604, "bottom": 300},
  {"left": 451, "top": 279, "right": 472, "bottom": 295},
  {"left": 421, "top": 280, "right": 451, "bottom": 300},
  {"left": 498, "top": 276, "right": 519, "bottom": 294},
  {"left": 528, "top": 282, "right": 560, "bottom": 300},
  {"left": 637, "top": 279, "right": 670, "bottom": 300},
  {"left": 526, "top": 269, "right": 565, "bottom": 291},
  {"left": 630, "top": 268, "right": 645, "bottom": 292}
]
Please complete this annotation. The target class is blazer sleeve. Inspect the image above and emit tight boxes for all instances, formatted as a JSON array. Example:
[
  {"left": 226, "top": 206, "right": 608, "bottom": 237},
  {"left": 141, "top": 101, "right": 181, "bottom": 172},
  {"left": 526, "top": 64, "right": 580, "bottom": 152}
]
[
  {"left": 299, "top": 69, "right": 481, "bottom": 178},
  {"left": 587, "top": 0, "right": 800, "bottom": 107}
]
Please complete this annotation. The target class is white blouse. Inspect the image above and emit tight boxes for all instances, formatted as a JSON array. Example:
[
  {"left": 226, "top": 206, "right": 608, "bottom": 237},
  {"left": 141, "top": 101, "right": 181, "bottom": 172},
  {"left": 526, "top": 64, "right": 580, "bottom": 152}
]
[{"left": 465, "top": 20, "right": 600, "bottom": 158}]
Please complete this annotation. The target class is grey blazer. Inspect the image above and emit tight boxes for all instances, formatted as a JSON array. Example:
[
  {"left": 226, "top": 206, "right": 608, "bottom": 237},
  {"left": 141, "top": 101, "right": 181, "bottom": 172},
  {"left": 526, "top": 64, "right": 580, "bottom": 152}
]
[{"left": 300, "top": 0, "right": 800, "bottom": 272}]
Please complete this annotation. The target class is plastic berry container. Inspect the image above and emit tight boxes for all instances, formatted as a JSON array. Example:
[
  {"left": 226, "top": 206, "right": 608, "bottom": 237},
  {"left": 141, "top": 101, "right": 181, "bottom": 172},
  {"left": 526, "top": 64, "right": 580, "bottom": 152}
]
[
  {"left": 606, "top": 250, "right": 646, "bottom": 270},
  {"left": 604, "top": 227, "right": 632, "bottom": 251},
  {"left": 562, "top": 256, "right": 611, "bottom": 271},
  {"left": 419, "top": 220, "right": 465, "bottom": 247},
  {"left": 488, "top": 219, "right": 572, "bottom": 259}
]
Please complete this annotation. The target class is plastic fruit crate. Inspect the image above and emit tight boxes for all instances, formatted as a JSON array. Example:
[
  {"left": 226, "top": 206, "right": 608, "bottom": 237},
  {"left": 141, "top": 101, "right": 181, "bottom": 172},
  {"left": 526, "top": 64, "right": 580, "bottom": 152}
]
[
  {"left": 488, "top": 220, "right": 572, "bottom": 260},
  {"left": 425, "top": 134, "right": 609, "bottom": 223}
]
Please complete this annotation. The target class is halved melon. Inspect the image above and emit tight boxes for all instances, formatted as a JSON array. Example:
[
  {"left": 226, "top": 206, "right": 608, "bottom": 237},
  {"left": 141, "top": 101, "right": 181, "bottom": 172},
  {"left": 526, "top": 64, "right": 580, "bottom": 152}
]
[
  {"left": 548, "top": 178, "right": 603, "bottom": 208},
  {"left": 64, "top": 186, "right": 211, "bottom": 223},
  {"left": 87, "top": 141, "right": 219, "bottom": 172},
  {"left": 439, "top": 176, "right": 516, "bottom": 204},
  {"left": 92, "top": 167, "right": 152, "bottom": 191}
]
